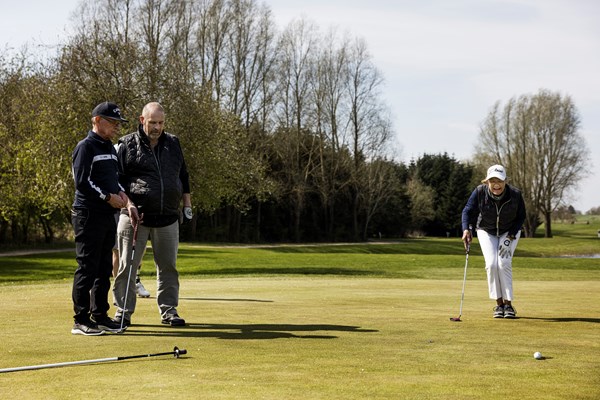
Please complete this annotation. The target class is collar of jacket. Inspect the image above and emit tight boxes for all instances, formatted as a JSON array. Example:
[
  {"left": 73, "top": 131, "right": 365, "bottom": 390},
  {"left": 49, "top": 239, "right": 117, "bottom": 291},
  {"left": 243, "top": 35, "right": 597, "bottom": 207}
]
[
  {"left": 485, "top": 184, "right": 508, "bottom": 201},
  {"left": 137, "top": 124, "right": 166, "bottom": 146},
  {"left": 88, "top": 130, "right": 112, "bottom": 144}
]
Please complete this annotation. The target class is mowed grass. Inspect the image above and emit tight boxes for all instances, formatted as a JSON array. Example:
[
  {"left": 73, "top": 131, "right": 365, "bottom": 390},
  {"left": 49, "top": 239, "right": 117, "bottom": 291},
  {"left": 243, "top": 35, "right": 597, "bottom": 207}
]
[
  {"left": 0, "top": 219, "right": 599, "bottom": 399},
  {"left": 0, "top": 279, "right": 599, "bottom": 399},
  {"left": 1, "top": 232, "right": 599, "bottom": 284}
]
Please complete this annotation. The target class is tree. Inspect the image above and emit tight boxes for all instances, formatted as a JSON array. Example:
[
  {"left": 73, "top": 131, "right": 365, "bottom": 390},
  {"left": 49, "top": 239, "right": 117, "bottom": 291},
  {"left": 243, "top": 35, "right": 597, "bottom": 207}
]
[
  {"left": 1, "top": 0, "right": 406, "bottom": 244},
  {"left": 346, "top": 38, "right": 391, "bottom": 240},
  {"left": 0, "top": 54, "right": 74, "bottom": 243},
  {"left": 587, "top": 206, "right": 600, "bottom": 216},
  {"left": 406, "top": 178, "right": 435, "bottom": 234},
  {"left": 408, "top": 153, "right": 475, "bottom": 236},
  {"left": 310, "top": 29, "right": 351, "bottom": 241},
  {"left": 358, "top": 157, "right": 399, "bottom": 240},
  {"left": 59, "top": 1, "right": 264, "bottom": 242},
  {"left": 476, "top": 89, "right": 590, "bottom": 237},
  {"left": 368, "top": 161, "right": 411, "bottom": 238},
  {"left": 273, "top": 18, "right": 319, "bottom": 242}
]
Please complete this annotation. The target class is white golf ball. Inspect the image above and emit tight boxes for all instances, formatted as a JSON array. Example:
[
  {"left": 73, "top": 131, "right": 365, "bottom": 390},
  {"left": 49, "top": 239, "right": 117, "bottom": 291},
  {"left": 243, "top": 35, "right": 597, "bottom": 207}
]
[{"left": 533, "top": 352, "right": 543, "bottom": 360}]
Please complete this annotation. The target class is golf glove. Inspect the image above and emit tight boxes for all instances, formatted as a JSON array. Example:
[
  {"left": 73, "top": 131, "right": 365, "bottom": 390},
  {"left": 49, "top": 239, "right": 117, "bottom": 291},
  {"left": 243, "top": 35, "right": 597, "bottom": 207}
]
[
  {"left": 498, "top": 238, "right": 512, "bottom": 259},
  {"left": 182, "top": 207, "right": 193, "bottom": 224}
]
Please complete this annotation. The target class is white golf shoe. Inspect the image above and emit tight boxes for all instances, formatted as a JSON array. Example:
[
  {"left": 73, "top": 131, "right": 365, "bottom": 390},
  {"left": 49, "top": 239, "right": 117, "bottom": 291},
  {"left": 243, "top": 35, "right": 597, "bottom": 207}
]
[{"left": 136, "top": 281, "right": 151, "bottom": 298}]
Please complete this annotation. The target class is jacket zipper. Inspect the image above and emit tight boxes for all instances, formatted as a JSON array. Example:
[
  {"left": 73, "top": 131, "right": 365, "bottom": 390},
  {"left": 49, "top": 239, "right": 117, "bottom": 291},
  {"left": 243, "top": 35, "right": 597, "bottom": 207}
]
[
  {"left": 150, "top": 145, "right": 164, "bottom": 213},
  {"left": 495, "top": 197, "right": 512, "bottom": 237}
]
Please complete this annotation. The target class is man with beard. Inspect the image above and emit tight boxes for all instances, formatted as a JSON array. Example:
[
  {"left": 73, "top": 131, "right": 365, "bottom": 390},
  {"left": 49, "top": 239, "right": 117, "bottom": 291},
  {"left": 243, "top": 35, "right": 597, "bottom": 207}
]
[{"left": 112, "top": 102, "right": 193, "bottom": 327}]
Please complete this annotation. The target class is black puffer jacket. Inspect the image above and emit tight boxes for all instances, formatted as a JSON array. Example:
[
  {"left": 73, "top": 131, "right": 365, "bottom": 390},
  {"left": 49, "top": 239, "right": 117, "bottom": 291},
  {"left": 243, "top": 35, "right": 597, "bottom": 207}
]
[
  {"left": 462, "top": 184, "right": 526, "bottom": 237},
  {"left": 118, "top": 125, "right": 190, "bottom": 227}
]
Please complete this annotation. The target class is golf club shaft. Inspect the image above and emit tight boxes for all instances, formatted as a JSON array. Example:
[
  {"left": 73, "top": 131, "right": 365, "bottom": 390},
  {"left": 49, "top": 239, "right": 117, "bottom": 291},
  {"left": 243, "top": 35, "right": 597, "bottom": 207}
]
[
  {"left": 0, "top": 347, "right": 186, "bottom": 374},
  {"left": 451, "top": 229, "right": 472, "bottom": 321},
  {"left": 120, "top": 219, "right": 140, "bottom": 330},
  {"left": 457, "top": 250, "right": 469, "bottom": 317},
  {"left": 0, "top": 357, "right": 119, "bottom": 373}
]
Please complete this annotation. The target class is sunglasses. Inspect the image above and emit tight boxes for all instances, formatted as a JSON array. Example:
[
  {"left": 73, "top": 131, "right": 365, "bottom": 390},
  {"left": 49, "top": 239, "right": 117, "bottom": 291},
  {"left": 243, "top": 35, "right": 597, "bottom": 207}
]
[{"left": 102, "top": 117, "right": 122, "bottom": 127}]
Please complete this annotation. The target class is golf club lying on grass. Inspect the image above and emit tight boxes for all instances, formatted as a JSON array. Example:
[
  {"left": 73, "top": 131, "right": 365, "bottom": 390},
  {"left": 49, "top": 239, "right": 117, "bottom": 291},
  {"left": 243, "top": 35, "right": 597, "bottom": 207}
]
[
  {"left": 450, "top": 226, "right": 472, "bottom": 322},
  {"left": 0, "top": 346, "right": 187, "bottom": 374}
]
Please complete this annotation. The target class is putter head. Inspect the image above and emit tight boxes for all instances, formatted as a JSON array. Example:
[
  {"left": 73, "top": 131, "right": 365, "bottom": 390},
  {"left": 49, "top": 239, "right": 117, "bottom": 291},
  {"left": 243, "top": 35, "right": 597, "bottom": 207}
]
[{"left": 449, "top": 317, "right": 462, "bottom": 322}]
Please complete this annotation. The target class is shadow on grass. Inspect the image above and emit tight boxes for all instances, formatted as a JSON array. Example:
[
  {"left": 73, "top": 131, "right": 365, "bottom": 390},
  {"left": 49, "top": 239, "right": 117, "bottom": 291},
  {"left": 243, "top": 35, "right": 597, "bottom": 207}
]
[
  {"left": 124, "top": 323, "right": 379, "bottom": 339},
  {"left": 180, "top": 297, "right": 274, "bottom": 303},
  {"left": 255, "top": 241, "right": 469, "bottom": 256},
  {"left": 519, "top": 317, "right": 600, "bottom": 324},
  {"left": 196, "top": 267, "right": 380, "bottom": 276}
]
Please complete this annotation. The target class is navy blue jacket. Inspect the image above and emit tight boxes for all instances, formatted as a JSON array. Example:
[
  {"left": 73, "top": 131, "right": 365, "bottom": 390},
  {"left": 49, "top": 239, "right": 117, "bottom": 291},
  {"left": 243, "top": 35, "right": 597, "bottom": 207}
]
[
  {"left": 72, "top": 131, "right": 123, "bottom": 212},
  {"left": 462, "top": 184, "right": 526, "bottom": 237}
]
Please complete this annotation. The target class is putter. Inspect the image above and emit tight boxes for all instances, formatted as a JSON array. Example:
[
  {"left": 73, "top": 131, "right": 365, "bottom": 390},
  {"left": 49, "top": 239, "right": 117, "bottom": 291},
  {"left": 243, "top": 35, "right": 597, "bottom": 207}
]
[
  {"left": 0, "top": 347, "right": 186, "bottom": 374},
  {"left": 450, "top": 227, "right": 472, "bottom": 322},
  {"left": 119, "top": 214, "right": 142, "bottom": 331}
]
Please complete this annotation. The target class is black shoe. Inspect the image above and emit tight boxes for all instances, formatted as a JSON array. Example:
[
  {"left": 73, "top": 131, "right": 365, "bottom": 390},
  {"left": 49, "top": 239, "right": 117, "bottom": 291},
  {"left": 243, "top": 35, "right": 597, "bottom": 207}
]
[
  {"left": 92, "top": 315, "right": 126, "bottom": 333},
  {"left": 114, "top": 315, "right": 131, "bottom": 328},
  {"left": 161, "top": 313, "right": 186, "bottom": 326},
  {"left": 71, "top": 322, "right": 105, "bottom": 336},
  {"left": 504, "top": 305, "right": 517, "bottom": 319},
  {"left": 493, "top": 305, "right": 505, "bottom": 318}
]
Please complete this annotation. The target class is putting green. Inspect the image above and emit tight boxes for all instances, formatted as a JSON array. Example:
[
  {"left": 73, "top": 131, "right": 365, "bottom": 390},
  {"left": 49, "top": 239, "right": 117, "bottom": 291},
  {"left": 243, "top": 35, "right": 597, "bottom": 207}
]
[{"left": 0, "top": 277, "right": 598, "bottom": 399}]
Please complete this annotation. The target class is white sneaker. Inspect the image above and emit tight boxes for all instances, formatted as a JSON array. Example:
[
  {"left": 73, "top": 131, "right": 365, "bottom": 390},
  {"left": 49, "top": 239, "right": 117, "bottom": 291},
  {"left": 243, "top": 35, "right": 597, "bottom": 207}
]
[{"left": 136, "top": 281, "right": 151, "bottom": 298}]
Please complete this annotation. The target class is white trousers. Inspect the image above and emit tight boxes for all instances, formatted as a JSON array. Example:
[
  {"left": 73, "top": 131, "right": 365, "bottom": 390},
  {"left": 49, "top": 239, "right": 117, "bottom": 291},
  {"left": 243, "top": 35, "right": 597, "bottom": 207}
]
[{"left": 477, "top": 230, "right": 520, "bottom": 301}]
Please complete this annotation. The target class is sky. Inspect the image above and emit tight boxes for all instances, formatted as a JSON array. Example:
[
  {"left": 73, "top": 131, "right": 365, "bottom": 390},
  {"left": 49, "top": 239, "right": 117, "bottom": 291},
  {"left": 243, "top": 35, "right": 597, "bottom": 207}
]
[{"left": 1, "top": 0, "right": 598, "bottom": 212}]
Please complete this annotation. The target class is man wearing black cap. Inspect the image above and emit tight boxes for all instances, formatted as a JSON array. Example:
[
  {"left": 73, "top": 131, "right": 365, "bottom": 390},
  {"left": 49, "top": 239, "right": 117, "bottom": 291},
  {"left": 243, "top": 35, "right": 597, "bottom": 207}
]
[{"left": 70, "top": 101, "right": 130, "bottom": 335}]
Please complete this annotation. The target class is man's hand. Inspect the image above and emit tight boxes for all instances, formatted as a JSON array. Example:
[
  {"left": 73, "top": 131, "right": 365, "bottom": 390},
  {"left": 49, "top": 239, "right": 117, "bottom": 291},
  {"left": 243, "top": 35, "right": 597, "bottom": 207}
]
[
  {"left": 498, "top": 238, "right": 512, "bottom": 258},
  {"left": 129, "top": 207, "right": 140, "bottom": 227},
  {"left": 182, "top": 206, "right": 193, "bottom": 224},
  {"left": 107, "top": 193, "right": 126, "bottom": 209},
  {"left": 127, "top": 202, "right": 141, "bottom": 227},
  {"left": 117, "top": 191, "right": 128, "bottom": 205}
]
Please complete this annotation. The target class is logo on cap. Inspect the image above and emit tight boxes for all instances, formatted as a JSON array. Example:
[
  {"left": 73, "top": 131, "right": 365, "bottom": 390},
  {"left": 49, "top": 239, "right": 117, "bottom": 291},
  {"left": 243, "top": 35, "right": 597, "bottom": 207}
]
[
  {"left": 485, "top": 164, "right": 506, "bottom": 181},
  {"left": 92, "top": 101, "right": 129, "bottom": 123}
]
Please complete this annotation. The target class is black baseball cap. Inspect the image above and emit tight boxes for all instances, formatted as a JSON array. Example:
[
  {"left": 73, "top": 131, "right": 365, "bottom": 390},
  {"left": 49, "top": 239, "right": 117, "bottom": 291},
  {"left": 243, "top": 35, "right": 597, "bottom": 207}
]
[{"left": 92, "top": 102, "right": 129, "bottom": 123}]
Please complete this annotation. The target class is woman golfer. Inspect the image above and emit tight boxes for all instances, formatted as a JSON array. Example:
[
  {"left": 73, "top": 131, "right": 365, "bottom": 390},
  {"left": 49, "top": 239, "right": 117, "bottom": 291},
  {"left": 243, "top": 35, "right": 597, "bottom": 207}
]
[{"left": 461, "top": 165, "right": 526, "bottom": 319}]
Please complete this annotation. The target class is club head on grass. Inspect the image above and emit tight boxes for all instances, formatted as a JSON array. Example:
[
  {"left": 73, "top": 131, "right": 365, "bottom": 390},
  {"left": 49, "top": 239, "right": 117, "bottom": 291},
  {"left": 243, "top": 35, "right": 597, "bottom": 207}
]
[{"left": 449, "top": 317, "right": 462, "bottom": 322}]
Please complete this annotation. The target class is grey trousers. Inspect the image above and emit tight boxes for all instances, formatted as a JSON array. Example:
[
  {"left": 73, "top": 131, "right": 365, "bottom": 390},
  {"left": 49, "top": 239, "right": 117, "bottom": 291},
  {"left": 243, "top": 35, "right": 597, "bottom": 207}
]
[{"left": 113, "top": 214, "right": 181, "bottom": 320}]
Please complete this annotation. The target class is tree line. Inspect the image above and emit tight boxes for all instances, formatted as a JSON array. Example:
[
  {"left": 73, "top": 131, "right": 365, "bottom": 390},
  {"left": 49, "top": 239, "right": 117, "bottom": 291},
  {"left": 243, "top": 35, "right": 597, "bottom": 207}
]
[{"left": 0, "top": 0, "right": 590, "bottom": 245}]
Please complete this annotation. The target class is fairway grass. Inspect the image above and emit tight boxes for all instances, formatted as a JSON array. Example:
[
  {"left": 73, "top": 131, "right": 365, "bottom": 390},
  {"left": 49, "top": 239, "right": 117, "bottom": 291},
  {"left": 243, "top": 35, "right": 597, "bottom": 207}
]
[{"left": 0, "top": 277, "right": 598, "bottom": 399}]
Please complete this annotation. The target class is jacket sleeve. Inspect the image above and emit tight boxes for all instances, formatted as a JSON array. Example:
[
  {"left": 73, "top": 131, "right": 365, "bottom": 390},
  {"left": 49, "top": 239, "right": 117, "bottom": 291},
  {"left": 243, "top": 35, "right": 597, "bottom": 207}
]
[
  {"left": 179, "top": 159, "right": 190, "bottom": 194},
  {"left": 461, "top": 188, "right": 479, "bottom": 231},
  {"left": 509, "top": 190, "right": 527, "bottom": 237},
  {"left": 173, "top": 136, "right": 191, "bottom": 194},
  {"left": 72, "top": 141, "right": 109, "bottom": 200}
]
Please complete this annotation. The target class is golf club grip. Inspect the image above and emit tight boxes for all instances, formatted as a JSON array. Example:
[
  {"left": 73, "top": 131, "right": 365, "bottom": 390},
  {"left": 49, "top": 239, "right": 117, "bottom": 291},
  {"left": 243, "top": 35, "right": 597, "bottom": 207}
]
[
  {"left": 133, "top": 221, "right": 139, "bottom": 242},
  {"left": 135, "top": 213, "right": 144, "bottom": 239},
  {"left": 466, "top": 224, "right": 473, "bottom": 254}
]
